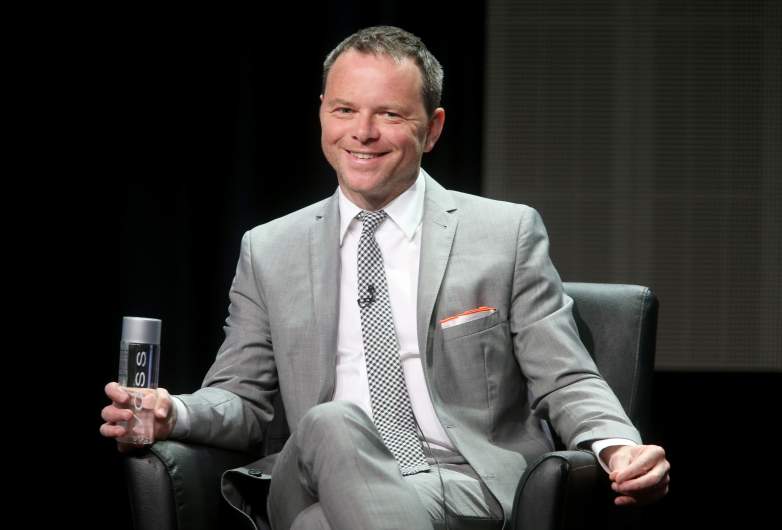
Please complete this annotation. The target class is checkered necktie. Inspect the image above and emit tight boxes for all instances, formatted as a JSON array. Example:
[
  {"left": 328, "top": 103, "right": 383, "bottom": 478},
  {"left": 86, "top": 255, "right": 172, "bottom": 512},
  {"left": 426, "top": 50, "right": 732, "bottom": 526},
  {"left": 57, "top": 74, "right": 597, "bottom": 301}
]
[{"left": 356, "top": 209, "right": 430, "bottom": 476}]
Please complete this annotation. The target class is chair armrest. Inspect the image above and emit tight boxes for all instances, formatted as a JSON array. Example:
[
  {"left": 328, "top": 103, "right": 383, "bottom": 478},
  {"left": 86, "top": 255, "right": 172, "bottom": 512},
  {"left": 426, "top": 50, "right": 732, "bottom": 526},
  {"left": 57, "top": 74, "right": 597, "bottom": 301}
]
[
  {"left": 510, "top": 450, "right": 602, "bottom": 530},
  {"left": 124, "top": 440, "right": 260, "bottom": 530}
]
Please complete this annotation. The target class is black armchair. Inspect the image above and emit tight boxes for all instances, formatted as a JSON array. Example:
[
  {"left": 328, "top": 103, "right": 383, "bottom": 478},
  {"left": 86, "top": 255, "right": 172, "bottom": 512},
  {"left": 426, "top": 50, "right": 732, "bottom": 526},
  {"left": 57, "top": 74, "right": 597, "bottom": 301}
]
[{"left": 124, "top": 282, "right": 658, "bottom": 530}]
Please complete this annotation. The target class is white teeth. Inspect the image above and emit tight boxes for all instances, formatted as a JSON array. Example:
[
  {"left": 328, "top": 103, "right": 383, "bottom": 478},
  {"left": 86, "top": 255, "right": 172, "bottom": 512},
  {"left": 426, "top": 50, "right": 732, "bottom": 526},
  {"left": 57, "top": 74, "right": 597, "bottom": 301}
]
[{"left": 350, "top": 151, "right": 382, "bottom": 159}]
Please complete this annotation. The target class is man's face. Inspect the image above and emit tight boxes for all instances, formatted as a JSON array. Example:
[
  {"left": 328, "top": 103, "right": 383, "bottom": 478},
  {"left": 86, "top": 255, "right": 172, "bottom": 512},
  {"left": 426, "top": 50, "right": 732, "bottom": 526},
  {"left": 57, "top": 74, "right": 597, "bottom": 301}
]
[{"left": 320, "top": 49, "right": 445, "bottom": 211}]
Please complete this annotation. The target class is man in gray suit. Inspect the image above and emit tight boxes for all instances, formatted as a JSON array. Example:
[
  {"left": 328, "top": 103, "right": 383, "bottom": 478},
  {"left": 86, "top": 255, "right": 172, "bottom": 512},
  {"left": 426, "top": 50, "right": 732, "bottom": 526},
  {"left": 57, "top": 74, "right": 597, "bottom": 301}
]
[{"left": 101, "top": 26, "right": 670, "bottom": 530}]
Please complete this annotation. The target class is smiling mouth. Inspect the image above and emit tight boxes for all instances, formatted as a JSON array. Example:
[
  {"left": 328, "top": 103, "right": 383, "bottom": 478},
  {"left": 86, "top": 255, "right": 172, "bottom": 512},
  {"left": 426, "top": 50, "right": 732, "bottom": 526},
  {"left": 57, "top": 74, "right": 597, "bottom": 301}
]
[{"left": 346, "top": 150, "right": 389, "bottom": 160}]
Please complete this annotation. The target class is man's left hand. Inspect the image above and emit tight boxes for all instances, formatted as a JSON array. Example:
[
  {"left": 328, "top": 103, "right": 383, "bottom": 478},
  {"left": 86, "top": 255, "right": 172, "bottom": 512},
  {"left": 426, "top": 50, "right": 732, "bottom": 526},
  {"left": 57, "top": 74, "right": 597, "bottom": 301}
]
[{"left": 601, "top": 444, "right": 670, "bottom": 506}]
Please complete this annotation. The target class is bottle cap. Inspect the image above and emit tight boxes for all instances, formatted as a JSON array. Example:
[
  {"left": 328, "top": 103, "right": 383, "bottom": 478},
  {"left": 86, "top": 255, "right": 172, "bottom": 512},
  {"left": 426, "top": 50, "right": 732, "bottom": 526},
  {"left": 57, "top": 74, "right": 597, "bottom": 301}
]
[{"left": 121, "top": 317, "right": 162, "bottom": 345}]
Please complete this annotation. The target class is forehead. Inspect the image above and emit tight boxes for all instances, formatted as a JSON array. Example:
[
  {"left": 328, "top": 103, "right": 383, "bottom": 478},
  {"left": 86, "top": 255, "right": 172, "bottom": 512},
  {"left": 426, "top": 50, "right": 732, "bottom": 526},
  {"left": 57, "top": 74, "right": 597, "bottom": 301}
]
[{"left": 324, "top": 50, "right": 425, "bottom": 109}]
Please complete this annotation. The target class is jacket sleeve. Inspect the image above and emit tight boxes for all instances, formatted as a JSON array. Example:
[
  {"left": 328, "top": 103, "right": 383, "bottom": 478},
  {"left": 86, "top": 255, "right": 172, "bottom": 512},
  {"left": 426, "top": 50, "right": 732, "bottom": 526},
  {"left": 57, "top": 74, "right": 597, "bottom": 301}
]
[
  {"left": 509, "top": 206, "right": 642, "bottom": 448},
  {"left": 175, "top": 229, "right": 278, "bottom": 452}
]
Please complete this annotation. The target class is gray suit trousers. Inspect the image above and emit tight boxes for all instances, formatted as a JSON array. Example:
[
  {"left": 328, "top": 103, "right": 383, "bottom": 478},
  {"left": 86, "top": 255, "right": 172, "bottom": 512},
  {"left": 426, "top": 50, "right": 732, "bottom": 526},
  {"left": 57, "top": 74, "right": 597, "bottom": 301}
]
[{"left": 267, "top": 401, "right": 503, "bottom": 530}]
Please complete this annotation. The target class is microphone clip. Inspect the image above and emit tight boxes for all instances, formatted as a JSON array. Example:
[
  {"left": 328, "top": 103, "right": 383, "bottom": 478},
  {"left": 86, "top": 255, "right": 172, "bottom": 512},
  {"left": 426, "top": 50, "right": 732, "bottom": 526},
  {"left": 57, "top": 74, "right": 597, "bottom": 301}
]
[{"left": 357, "top": 284, "right": 375, "bottom": 308}]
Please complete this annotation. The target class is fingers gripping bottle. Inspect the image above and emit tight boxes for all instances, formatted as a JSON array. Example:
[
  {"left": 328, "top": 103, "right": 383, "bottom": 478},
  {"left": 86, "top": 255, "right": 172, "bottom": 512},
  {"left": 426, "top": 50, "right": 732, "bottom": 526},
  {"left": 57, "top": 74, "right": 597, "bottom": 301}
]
[{"left": 117, "top": 317, "right": 161, "bottom": 445}]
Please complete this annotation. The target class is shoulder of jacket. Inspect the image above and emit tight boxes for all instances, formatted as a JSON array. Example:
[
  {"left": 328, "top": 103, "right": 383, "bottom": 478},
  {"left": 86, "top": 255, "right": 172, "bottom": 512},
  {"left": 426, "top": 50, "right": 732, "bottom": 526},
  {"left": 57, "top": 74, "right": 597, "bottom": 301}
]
[
  {"left": 448, "top": 189, "right": 538, "bottom": 222},
  {"left": 245, "top": 195, "right": 332, "bottom": 240}
]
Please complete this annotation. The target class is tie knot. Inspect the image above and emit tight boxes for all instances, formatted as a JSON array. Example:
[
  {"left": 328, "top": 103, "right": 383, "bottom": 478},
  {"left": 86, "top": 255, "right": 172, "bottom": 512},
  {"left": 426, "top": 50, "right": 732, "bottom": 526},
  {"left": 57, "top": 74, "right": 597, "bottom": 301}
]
[{"left": 356, "top": 209, "right": 388, "bottom": 234}]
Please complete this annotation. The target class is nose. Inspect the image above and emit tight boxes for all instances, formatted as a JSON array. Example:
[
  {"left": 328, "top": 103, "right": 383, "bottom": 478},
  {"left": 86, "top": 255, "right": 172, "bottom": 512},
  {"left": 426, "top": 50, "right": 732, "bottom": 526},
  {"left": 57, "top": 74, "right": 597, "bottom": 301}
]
[{"left": 352, "top": 112, "right": 379, "bottom": 143}]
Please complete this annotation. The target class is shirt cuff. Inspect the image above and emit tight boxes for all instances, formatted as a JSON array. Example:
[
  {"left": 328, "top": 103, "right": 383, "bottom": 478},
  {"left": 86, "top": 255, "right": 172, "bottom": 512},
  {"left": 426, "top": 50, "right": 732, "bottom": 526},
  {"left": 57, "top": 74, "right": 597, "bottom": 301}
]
[
  {"left": 590, "top": 438, "right": 639, "bottom": 473},
  {"left": 170, "top": 396, "right": 191, "bottom": 439}
]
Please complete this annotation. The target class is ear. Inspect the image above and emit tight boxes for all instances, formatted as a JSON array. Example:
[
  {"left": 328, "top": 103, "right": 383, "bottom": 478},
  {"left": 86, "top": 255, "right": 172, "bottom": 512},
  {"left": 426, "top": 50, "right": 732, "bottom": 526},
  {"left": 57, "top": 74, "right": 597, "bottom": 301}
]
[{"left": 423, "top": 108, "right": 446, "bottom": 153}]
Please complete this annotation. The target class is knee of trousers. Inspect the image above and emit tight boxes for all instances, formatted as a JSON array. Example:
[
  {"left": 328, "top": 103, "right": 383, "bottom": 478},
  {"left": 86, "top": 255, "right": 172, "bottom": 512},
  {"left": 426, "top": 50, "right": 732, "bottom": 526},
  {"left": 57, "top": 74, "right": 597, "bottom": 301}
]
[{"left": 295, "top": 401, "right": 375, "bottom": 452}]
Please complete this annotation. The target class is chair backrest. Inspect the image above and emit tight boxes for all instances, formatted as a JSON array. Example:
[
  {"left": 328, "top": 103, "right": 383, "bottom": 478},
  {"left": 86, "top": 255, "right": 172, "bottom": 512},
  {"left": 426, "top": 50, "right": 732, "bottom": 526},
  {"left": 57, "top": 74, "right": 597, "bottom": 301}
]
[{"left": 563, "top": 282, "right": 659, "bottom": 439}]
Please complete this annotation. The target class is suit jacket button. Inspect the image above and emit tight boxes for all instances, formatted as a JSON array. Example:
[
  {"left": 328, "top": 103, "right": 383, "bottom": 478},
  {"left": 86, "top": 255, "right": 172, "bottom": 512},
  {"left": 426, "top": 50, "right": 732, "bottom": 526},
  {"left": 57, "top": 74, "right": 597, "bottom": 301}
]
[{"left": 247, "top": 468, "right": 264, "bottom": 477}]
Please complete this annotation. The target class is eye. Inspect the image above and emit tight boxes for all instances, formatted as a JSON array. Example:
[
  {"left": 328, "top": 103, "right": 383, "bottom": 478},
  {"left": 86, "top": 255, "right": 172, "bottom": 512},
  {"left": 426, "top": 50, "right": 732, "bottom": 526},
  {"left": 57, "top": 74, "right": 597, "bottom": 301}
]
[
  {"left": 383, "top": 111, "right": 400, "bottom": 118},
  {"left": 335, "top": 107, "right": 354, "bottom": 115}
]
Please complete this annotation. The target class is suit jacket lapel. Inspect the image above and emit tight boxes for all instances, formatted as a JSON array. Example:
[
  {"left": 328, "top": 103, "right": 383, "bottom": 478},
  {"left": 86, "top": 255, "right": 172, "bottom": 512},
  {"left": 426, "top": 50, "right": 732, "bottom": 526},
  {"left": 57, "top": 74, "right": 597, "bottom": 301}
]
[
  {"left": 417, "top": 174, "right": 458, "bottom": 367},
  {"left": 309, "top": 189, "right": 341, "bottom": 404}
]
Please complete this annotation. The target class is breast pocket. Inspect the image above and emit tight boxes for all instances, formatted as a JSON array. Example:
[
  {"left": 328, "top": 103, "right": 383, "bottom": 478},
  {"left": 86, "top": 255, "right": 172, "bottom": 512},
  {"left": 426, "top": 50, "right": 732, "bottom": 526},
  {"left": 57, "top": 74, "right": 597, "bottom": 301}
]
[
  {"left": 436, "top": 310, "right": 504, "bottom": 415},
  {"left": 441, "top": 308, "right": 500, "bottom": 340}
]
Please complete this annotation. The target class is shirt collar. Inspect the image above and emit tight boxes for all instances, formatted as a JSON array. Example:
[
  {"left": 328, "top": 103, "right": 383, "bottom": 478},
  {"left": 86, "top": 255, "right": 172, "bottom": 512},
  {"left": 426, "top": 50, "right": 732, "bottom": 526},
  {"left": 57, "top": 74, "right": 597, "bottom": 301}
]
[{"left": 338, "top": 168, "right": 427, "bottom": 246}]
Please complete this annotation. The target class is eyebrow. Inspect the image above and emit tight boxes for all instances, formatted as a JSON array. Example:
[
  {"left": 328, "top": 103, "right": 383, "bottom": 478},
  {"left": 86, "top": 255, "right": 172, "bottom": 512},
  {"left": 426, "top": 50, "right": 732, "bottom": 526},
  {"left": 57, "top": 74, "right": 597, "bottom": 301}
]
[
  {"left": 325, "top": 98, "right": 355, "bottom": 107},
  {"left": 325, "top": 98, "right": 408, "bottom": 114}
]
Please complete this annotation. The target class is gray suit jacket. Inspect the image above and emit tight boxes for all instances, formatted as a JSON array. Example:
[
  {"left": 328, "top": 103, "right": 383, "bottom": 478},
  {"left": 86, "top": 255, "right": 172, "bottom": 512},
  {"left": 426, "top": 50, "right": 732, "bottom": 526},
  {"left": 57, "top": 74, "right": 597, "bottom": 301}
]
[{"left": 176, "top": 172, "right": 641, "bottom": 524}]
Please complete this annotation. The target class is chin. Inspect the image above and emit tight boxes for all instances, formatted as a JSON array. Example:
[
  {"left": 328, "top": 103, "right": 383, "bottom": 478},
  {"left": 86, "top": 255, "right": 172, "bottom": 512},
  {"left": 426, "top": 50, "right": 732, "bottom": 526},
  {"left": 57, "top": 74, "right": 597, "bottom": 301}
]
[{"left": 341, "top": 173, "right": 383, "bottom": 192}]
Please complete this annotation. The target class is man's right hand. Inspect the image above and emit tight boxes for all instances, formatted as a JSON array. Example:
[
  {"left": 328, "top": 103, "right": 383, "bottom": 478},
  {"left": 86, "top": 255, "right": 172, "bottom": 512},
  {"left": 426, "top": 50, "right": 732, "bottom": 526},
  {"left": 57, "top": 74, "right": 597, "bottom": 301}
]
[{"left": 100, "top": 382, "right": 177, "bottom": 453}]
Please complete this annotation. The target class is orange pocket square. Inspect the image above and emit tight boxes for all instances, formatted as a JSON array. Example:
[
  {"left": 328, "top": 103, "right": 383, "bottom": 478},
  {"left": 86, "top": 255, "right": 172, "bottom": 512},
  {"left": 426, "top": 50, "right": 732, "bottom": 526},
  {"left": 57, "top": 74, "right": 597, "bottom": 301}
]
[{"left": 439, "top": 306, "right": 497, "bottom": 329}]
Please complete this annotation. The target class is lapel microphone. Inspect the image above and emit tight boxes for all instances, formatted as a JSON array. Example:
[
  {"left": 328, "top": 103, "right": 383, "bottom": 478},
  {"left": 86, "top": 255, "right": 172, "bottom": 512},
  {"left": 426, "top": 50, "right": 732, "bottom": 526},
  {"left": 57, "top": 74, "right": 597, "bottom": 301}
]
[{"left": 357, "top": 284, "right": 375, "bottom": 308}]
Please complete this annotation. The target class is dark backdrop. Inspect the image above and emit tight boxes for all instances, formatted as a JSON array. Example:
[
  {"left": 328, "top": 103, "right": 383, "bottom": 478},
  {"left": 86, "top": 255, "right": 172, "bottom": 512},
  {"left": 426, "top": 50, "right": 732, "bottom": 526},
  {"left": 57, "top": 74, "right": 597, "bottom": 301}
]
[
  {"left": 483, "top": 0, "right": 780, "bottom": 372},
  {"left": 44, "top": 3, "right": 778, "bottom": 528}
]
